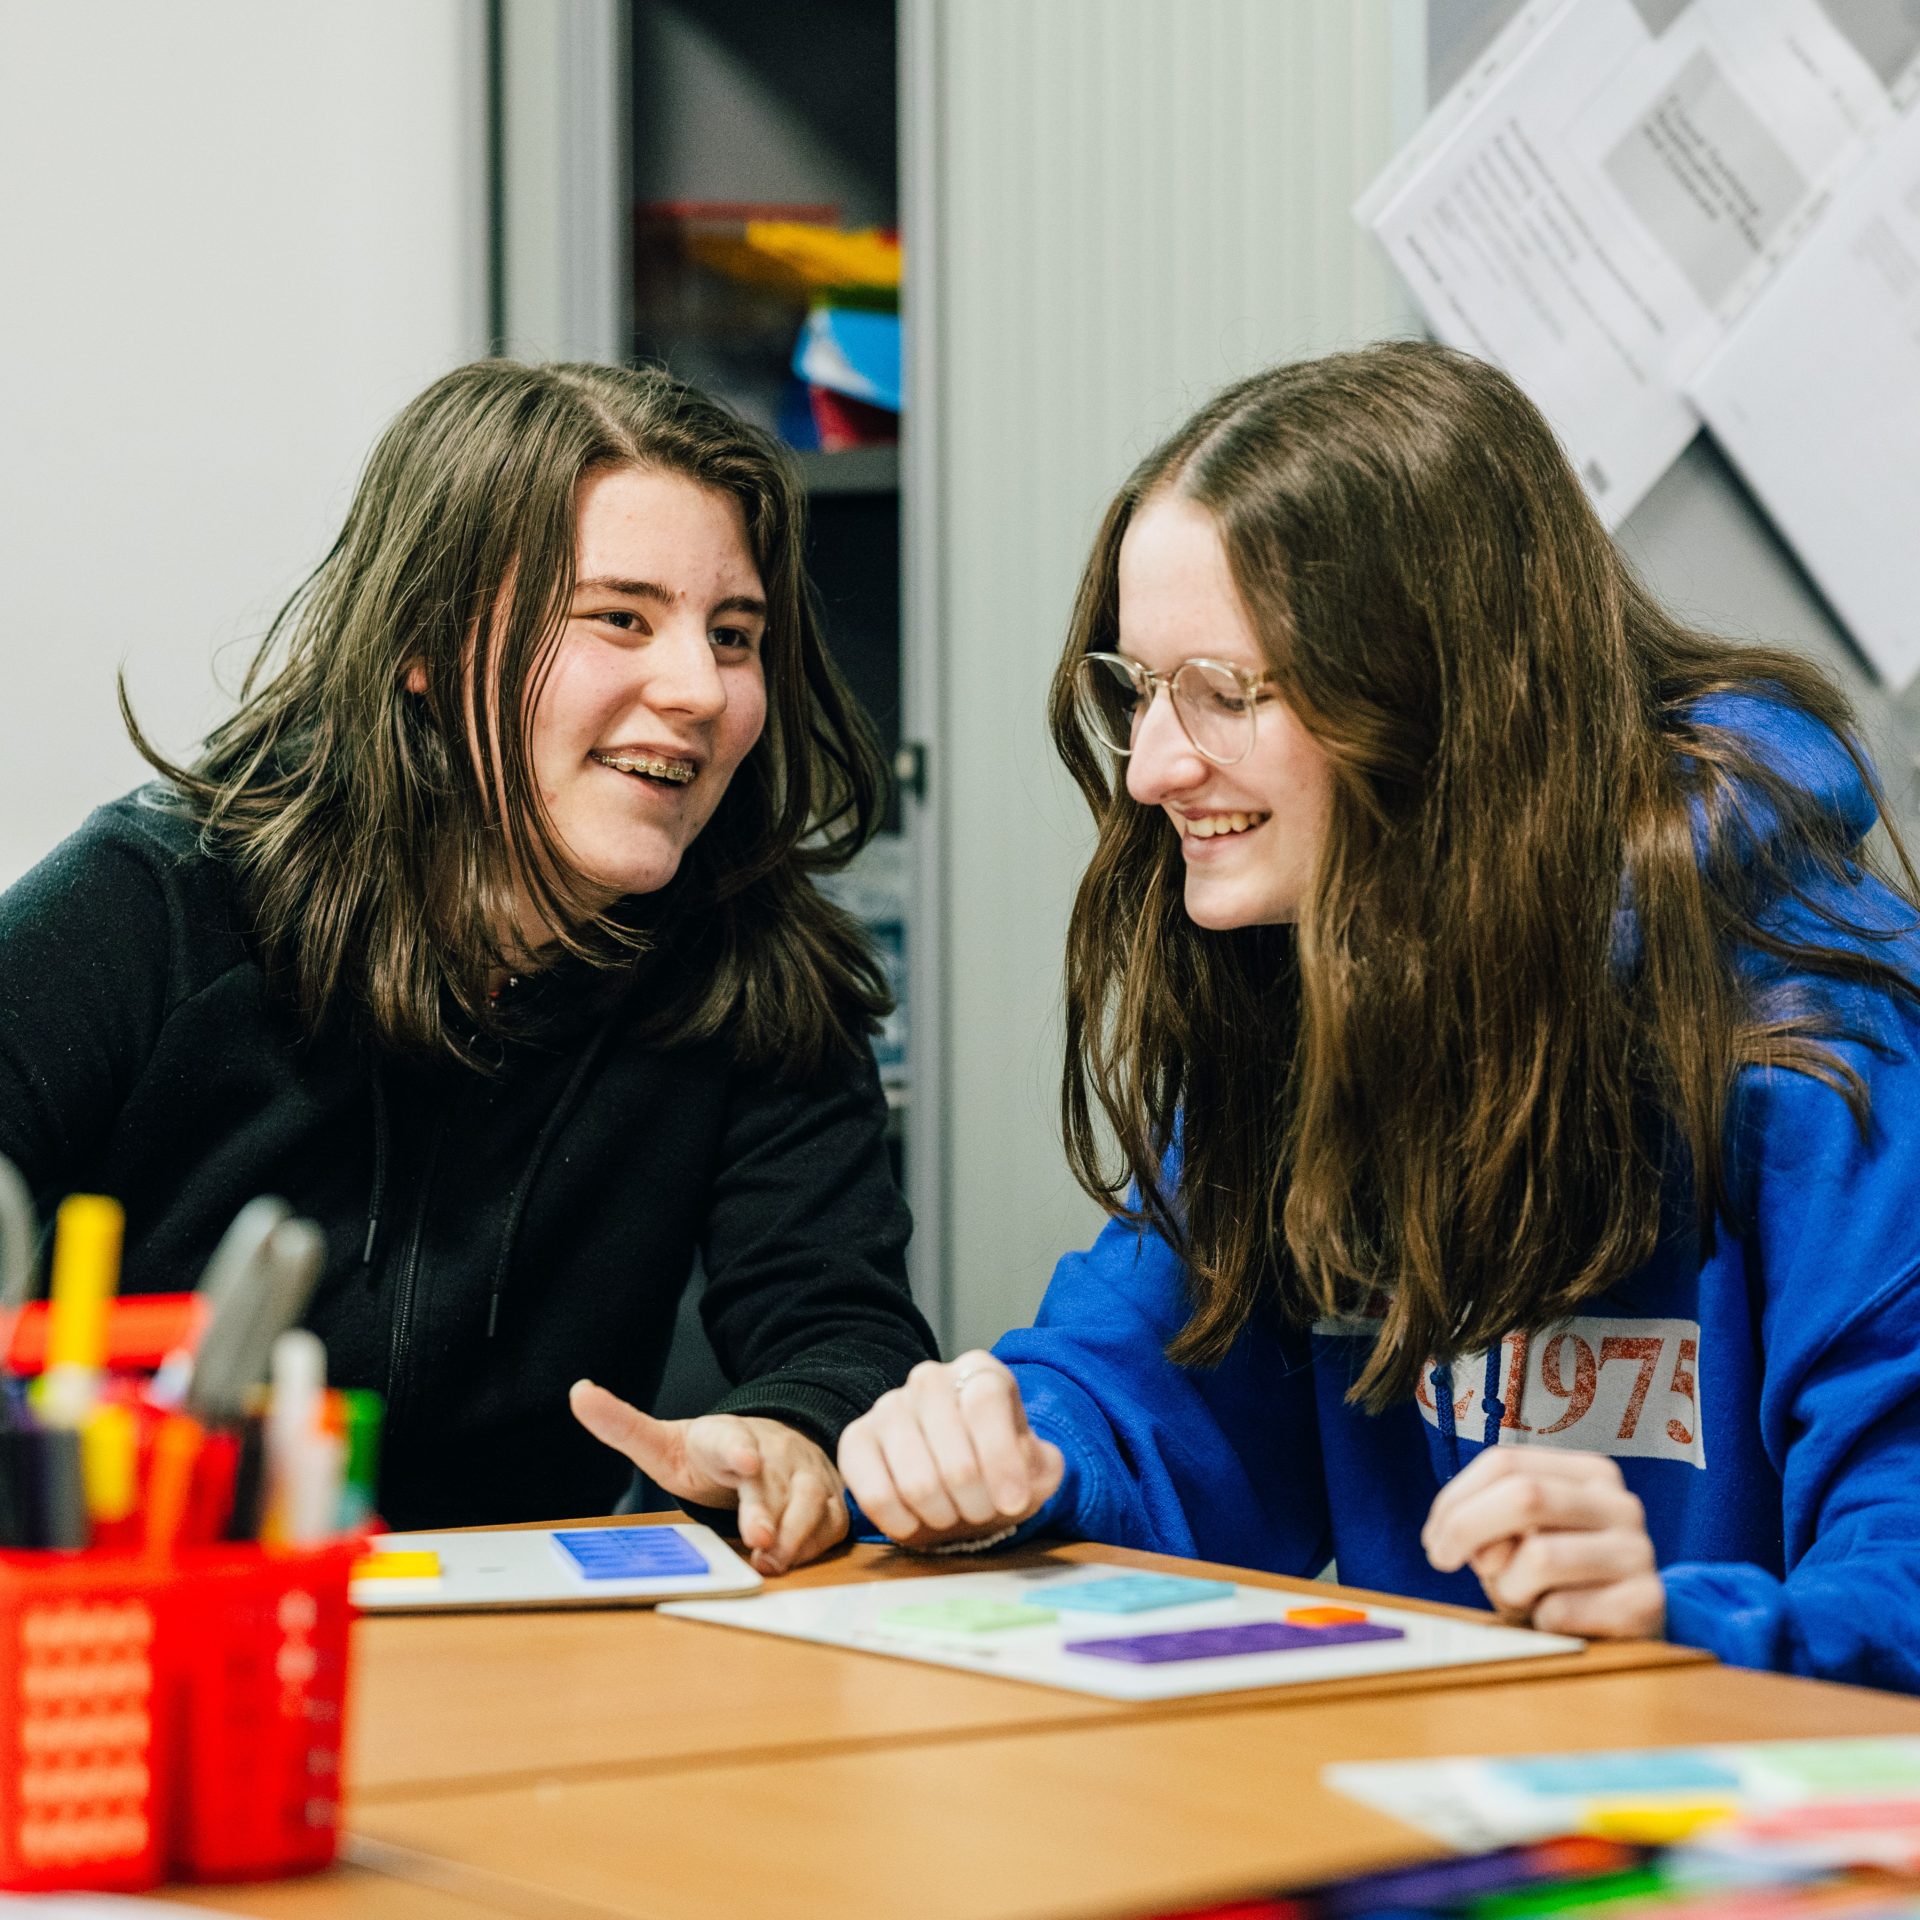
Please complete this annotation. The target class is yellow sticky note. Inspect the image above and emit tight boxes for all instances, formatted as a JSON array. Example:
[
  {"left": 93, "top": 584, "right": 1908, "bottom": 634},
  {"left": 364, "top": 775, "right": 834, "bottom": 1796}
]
[
  {"left": 353, "top": 1551, "right": 441, "bottom": 1581},
  {"left": 1580, "top": 1800, "right": 1737, "bottom": 1844}
]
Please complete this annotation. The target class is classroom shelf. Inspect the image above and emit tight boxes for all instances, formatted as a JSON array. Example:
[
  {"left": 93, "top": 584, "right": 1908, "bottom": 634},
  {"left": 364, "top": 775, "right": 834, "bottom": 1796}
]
[{"left": 610, "top": 1, "right": 923, "bottom": 1426}]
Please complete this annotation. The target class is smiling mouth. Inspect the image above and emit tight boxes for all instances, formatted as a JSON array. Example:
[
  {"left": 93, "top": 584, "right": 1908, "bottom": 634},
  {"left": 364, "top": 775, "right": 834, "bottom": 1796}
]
[
  {"left": 1185, "top": 811, "right": 1270, "bottom": 839},
  {"left": 590, "top": 750, "right": 696, "bottom": 786}
]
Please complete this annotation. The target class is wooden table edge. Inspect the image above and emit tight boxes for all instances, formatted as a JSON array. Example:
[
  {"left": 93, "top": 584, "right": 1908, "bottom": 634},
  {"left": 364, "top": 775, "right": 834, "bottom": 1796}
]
[
  {"left": 349, "top": 1520, "right": 1706, "bottom": 1806},
  {"left": 341, "top": 1833, "right": 634, "bottom": 1920}
]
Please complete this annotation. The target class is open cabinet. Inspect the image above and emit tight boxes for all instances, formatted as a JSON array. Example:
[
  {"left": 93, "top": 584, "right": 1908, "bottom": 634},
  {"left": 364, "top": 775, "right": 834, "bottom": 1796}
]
[{"left": 495, "top": 2, "right": 939, "bottom": 1437}]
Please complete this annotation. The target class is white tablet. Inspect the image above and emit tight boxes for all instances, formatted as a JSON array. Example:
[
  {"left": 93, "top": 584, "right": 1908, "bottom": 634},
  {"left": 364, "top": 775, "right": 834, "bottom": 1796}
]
[{"left": 350, "top": 1521, "right": 761, "bottom": 1612}]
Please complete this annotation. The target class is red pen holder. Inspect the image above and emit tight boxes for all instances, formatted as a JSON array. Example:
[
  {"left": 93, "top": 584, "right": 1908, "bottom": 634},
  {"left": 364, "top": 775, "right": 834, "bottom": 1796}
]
[{"left": 0, "top": 1540, "right": 359, "bottom": 1892}]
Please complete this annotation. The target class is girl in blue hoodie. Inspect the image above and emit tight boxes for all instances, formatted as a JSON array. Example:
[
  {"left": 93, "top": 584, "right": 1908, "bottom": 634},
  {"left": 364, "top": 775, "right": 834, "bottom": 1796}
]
[{"left": 839, "top": 341, "right": 1920, "bottom": 1690}]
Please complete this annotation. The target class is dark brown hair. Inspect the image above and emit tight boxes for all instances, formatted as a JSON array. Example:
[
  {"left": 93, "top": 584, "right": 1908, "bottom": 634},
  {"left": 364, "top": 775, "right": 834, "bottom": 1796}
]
[
  {"left": 1052, "top": 340, "right": 1920, "bottom": 1409},
  {"left": 127, "top": 359, "right": 889, "bottom": 1068}
]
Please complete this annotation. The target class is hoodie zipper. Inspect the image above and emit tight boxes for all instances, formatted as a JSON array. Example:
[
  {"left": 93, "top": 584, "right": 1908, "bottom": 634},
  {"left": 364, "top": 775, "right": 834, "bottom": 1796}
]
[{"left": 385, "top": 1113, "right": 446, "bottom": 1429}]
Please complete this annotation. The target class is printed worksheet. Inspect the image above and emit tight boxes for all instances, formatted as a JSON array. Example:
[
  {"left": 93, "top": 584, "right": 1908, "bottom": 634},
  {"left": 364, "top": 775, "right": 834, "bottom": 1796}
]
[
  {"left": 1688, "top": 106, "right": 1920, "bottom": 686},
  {"left": 1356, "top": 0, "right": 1915, "bottom": 523},
  {"left": 662, "top": 1564, "right": 1581, "bottom": 1702}
]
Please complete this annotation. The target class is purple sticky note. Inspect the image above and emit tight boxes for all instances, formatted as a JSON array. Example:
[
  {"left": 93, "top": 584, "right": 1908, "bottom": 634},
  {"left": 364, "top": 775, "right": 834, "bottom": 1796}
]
[{"left": 1064, "top": 1619, "right": 1404, "bottom": 1664}]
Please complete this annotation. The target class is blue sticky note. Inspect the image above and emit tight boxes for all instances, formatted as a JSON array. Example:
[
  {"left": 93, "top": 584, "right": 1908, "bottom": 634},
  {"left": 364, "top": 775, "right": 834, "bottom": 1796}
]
[
  {"left": 1029, "top": 1574, "right": 1236, "bottom": 1615},
  {"left": 793, "top": 306, "right": 901, "bottom": 411},
  {"left": 552, "top": 1527, "right": 708, "bottom": 1581},
  {"left": 1493, "top": 1751, "right": 1741, "bottom": 1796}
]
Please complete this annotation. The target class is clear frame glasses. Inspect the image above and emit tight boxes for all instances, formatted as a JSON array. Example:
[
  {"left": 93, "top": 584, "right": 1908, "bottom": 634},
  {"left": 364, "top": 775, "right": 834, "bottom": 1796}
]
[{"left": 1071, "top": 651, "right": 1276, "bottom": 768}]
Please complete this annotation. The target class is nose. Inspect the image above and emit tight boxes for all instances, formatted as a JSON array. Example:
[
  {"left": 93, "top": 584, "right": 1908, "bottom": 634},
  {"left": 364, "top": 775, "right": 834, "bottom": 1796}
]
[
  {"left": 640, "top": 621, "right": 729, "bottom": 724},
  {"left": 1125, "top": 685, "right": 1208, "bottom": 808}
]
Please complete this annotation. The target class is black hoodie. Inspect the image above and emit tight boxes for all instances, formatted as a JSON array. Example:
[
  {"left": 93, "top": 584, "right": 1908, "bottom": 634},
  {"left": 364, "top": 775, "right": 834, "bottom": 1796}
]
[{"left": 0, "top": 791, "right": 935, "bottom": 1529}]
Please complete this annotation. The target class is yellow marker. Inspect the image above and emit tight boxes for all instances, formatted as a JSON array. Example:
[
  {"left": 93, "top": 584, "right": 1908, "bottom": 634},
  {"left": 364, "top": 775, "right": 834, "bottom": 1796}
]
[
  {"left": 80, "top": 1402, "right": 139, "bottom": 1523},
  {"left": 36, "top": 1194, "right": 124, "bottom": 1426},
  {"left": 1580, "top": 1800, "right": 1738, "bottom": 1844},
  {"left": 352, "top": 1551, "right": 441, "bottom": 1581}
]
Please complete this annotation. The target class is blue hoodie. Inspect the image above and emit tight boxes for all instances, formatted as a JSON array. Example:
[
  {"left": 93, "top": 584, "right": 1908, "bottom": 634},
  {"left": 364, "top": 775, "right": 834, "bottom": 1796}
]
[{"left": 994, "top": 695, "right": 1920, "bottom": 1691}]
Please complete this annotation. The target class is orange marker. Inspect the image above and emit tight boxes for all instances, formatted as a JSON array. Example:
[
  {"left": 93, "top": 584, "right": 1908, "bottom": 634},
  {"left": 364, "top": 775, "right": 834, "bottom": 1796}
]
[{"left": 143, "top": 1413, "right": 207, "bottom": 1555}]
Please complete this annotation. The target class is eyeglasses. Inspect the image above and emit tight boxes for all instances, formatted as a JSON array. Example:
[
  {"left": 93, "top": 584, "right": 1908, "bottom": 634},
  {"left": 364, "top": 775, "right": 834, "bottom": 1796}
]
[{"left": 1070, "top": 652, "right": 1277, "bottom": 768}]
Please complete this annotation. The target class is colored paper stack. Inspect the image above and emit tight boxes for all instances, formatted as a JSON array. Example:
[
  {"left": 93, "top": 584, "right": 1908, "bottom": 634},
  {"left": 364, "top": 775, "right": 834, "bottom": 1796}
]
[
  {"left": 745, "top": 219, "right": 901, "bottom": 450},
  {"left": 1146, "top": 1803, "right": 1920, "bottom": 1920},
  {"left": 632, "top": 202, "right": 902, "bottom": 452}
]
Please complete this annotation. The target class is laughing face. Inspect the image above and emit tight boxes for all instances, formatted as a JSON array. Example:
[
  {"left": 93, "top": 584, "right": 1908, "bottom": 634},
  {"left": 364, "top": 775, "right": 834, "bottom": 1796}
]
[
  {"left": 1115, "top": 492, "right": 1334, "bottom": 929},
  {"left": 528, "top": 464, "right": 768, "bottom": 915}
]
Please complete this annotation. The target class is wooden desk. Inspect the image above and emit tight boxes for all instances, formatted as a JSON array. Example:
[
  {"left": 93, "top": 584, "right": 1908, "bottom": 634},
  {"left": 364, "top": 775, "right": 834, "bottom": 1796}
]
[
  {"left": 351, "top": 1536, "right": 1703, "bottom": 1799},
  {"left": 153, "top": 1528, "right": 1887, "bottom": 1920},
  {"left": 159, "top": 1868, "right": 525, "bottom": 1918},
  {"left": 347, "top": 1660, "right": 1920, "bottom": 1920}
]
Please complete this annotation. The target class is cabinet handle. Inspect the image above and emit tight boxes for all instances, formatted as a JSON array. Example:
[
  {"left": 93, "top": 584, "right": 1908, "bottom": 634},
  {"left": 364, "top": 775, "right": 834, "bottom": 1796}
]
[{"left": 893, "top": 741, "right": 929, "bottom": 802}]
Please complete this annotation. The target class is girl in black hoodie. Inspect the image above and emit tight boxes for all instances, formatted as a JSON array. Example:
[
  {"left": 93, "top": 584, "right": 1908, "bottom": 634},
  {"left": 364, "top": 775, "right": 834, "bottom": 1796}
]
[{"left": 0, "top": 359, "right": 936, "bottom": 1566}]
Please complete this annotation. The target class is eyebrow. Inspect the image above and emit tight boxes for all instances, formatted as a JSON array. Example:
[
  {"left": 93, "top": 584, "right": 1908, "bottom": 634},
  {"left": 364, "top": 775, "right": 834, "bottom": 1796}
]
[{"left": 573, "top": 576, "right": 767, "bottom": 619}]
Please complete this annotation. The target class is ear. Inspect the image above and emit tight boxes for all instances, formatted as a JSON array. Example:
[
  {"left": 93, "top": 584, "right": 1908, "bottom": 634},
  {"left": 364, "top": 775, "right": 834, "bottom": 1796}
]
[{"left": 403, "top": 661, "right": 428, "bottom": 695}]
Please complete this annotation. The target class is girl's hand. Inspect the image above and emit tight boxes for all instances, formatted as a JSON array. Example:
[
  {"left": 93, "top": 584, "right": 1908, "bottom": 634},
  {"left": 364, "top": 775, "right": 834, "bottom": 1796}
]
[
  {"left": 569, "top": 1379, "right": 849, "bottom": 1576},
  {"left": 836, "top": 1352, "right": 1065, "bottom": 1550},
  {"left": 1420, "top": 1447, "right": 1665, "bottom": 1639}
]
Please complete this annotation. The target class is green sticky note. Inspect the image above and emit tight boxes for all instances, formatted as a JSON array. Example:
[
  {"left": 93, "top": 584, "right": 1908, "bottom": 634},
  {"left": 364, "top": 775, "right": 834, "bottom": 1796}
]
[
  {"left": 1474, "top": 1866, "right": 1669, "bottom": 1920},
  {"left": 880, "top": 1598, "right": 1057, "bottom": 1635},
  {"left": 1747, "top": 1740, "right": 1920, "bottom": 1793}
]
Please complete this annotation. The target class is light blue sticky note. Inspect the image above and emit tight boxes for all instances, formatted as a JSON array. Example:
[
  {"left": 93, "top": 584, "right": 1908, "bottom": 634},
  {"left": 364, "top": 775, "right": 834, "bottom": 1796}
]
[
  {"left": 1026, "top": 1573, "right": 1236, "bottom": 1615},
  {"left": 1493, "top": 1751, "right": 1741, "bottom": 1797}
]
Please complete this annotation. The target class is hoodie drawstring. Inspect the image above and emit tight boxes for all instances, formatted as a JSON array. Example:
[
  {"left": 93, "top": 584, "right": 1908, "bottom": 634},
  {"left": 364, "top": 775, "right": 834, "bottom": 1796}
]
[
  {"left": 1486, "top": 1326, "right": 1534, "bottom": 1444},
  {"left": 362, "top": 1061, "right": 391, "bottom": 1278},
  {"left": 1431, "top": 1331, "right": 1533, "bottom": 1487},
  {"left": 1481, "top": 1337, "right": 1506, "bottom": 1438},
  {"left": 483, "top": 1009, "right": 622, "bottom": 1339},
  {"left": 358, "top": 1007, "right": 622, "bottom": 1339},
  {"left": 1433, "top": 1360, "right": 1460, "bottom": 1478}
]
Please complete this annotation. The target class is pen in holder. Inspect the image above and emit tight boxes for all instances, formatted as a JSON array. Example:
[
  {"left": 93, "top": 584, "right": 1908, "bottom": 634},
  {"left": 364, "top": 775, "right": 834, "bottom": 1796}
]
[
  {"left": 0, "top": 1168, "right": 374, "bottom": 1892},
  {"left": 0, "top": 1538, "right": 359, "bottom": 1891}
]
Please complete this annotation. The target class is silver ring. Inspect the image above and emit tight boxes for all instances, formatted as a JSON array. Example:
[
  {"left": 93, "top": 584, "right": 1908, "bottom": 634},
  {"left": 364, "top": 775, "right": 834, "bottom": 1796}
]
[{"left": 950, "top": 1365, "right": 996, "bottom": 1394}]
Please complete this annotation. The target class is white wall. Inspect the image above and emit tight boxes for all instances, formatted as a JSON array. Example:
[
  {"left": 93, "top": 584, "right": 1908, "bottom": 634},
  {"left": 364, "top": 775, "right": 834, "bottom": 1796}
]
[
  {"left": 0, "top": 2, "right": 489, "bottom": 887},
  {"left": 915, "top": 0, "right": 1423, "bottom": 1349},
  {"left": 1621, "top": 440, "right": 1920, "bottom": 850}
]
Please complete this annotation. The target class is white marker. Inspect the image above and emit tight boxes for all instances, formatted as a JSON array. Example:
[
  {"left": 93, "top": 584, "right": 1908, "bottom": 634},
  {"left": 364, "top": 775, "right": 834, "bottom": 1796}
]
[{"left": 265, "top": 1328, "right": 326, "bottom": 1543}]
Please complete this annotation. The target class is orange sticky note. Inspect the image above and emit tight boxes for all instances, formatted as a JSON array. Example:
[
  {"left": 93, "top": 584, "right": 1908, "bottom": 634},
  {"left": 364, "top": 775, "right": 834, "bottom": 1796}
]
[{"left": 1285, "top": 1605, "right": 1369, "bottom": 1627}]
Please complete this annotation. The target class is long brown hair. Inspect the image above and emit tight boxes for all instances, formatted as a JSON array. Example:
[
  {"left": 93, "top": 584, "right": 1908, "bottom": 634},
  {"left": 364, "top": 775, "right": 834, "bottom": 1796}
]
[
  {"left": 127, "top": 359, "right": 890, "bottom": 1069},
  {"left": 1053, "top": 340, "right": 1920, "bottom": 1409}
]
